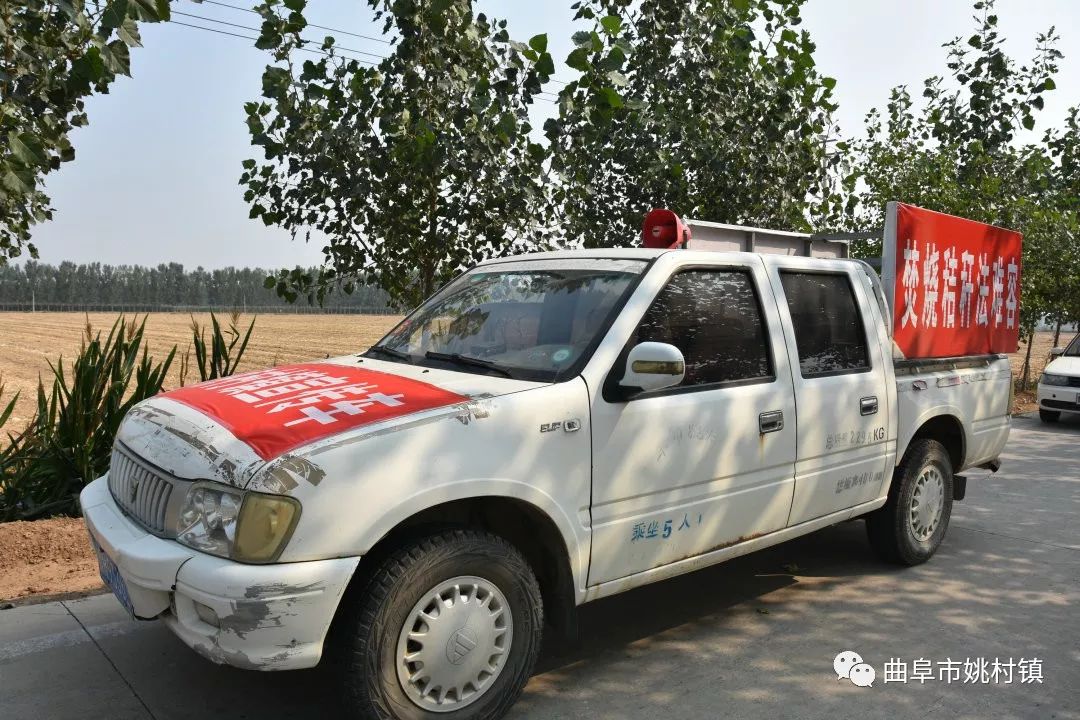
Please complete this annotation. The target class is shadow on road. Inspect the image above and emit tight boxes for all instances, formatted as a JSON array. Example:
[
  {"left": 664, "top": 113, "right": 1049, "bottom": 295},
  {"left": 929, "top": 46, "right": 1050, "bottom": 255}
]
[
  {"left": 43, "top": 417, "right": 1080, "bottom": 719},
  {"left": 91, "top": 521, "right": 877, "bottom": 718}
]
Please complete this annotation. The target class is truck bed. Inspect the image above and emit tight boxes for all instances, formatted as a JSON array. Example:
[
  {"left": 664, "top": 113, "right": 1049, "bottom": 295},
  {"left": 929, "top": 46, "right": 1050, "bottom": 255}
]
[{"left": 893, "top": 353, "right": 1012, "bottom": 473}]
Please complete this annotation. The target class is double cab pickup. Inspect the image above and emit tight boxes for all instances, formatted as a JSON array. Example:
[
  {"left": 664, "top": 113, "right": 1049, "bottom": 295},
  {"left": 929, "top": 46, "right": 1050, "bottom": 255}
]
[{"left": 82, "top": 245, "right": 1011, "bottom": 720}]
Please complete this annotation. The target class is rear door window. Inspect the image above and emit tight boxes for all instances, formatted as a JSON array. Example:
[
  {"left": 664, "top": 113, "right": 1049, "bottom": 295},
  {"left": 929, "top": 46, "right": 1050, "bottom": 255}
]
[{"left": 779, "top": 271, "right": 871, "bottom": 377}]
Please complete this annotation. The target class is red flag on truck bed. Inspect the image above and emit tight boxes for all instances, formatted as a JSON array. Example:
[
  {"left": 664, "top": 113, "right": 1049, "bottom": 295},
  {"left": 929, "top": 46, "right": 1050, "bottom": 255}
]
[{"left": 883, "top": 202, "right": 1022, "bottom": 359}]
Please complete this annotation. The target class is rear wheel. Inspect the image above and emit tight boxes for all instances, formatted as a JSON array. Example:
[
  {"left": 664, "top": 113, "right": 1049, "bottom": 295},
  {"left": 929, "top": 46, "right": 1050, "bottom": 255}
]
[
  {"left": 1039, "top": 409, "right": 1061, "bottom": 423},
  {"left": 866, "top": 439, "right": 953, "bottom": 565},
  {"left": 335, "top": 529, "right": 543, "bottom": 720}
]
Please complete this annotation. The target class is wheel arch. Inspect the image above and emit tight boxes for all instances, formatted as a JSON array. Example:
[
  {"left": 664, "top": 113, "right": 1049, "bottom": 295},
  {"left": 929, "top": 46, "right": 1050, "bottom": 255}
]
[
  {"left": 904, "top": 413, "right": 966, "bottom": 472},
  {"left": 339, "top": 489, "right": 583, "bottom": 640}
]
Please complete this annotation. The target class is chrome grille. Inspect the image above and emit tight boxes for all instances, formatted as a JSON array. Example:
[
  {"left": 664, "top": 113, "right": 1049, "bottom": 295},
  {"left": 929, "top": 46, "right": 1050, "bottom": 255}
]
[
  {"left": 1068, "top": 376, "right": 1080, "bottom": 388},
  {"left": 108, "top": 445, "right": 176, "bottom": 534}
]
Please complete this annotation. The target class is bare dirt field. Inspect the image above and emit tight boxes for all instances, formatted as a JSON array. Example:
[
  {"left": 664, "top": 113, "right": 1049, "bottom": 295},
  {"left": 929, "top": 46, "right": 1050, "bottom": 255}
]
[
  {"left": 0, "top": 517, "right": 101, "bottom": 603},
  {"left": 0, "top": 313, "right": 1074, "bottom": 426},
  {"left": 0, "top": 311, "right": 402, "bottom": 430},
  {"left": 2, "top": 313, "right": 1075, "bottom": 424},
  {"left": 0, "top": 312, "right": 400, "bottom": 603},
  {"left": 0, "top": 314, "right": 1075, "bottom": 602}
]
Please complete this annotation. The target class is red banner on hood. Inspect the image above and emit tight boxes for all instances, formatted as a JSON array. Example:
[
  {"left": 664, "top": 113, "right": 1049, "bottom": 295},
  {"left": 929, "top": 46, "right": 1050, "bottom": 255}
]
[
  {"left": 161, "top": 363, "right": 467, "bottom": 460},
  {"left": 885, "top": 203, "right": 1022, "bottom": 359}
]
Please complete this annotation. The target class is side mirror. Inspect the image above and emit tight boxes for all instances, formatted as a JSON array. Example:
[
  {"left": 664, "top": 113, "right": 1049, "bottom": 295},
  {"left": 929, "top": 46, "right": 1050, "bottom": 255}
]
[
  {"left": 1050, "top": 347, "right": 1065, "bottom": 358},
  {"left": 619, "top": 342, "right": 685, "bottom": 394}
]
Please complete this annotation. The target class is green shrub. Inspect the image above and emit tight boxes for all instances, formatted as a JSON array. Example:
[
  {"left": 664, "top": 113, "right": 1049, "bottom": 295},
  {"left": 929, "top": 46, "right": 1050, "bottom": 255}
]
[
  {"left": 0, "top": 379, "right": 20, "bottom": 501},
  {"left": 189, "top": 311, "right": 255, "bottom": 383},
  {"left": 0, "top": 378, "right": 16, "bottom": 430},
  {"left": 0, "top": 312, "right": 256, "bottom": 520},
  {"left": 0, "top": 317, "right": 175, "bottom": 520}
]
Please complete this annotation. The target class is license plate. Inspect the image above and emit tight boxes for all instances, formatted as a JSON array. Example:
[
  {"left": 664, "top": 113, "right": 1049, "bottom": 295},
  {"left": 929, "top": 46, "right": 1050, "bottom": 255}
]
[{"left": 91, "top": 536, "right": 135, "bottom": 617}]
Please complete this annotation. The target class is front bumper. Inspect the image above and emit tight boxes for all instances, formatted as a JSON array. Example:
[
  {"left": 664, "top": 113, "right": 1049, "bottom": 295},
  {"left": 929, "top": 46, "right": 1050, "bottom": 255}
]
[
  {"left": 80, "top": 476, "right": 359, "bottom": 670},
  {"left": 1036, "top": 382, "right": 1080, "bottom": 413}
]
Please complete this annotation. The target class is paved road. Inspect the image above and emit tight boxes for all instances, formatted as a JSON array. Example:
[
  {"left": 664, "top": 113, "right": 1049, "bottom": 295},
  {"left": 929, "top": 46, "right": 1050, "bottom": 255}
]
[{"left": 3, "top": 414, "right": 1079, "bottom": 720}]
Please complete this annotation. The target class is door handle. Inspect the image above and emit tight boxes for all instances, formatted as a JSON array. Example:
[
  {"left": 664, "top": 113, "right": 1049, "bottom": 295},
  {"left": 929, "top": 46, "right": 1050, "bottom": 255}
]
[
  {"left": 759, "top": 410, "right": 784, "bottom": 434},
  {"left": 860, "top": 396, "right": 879, "bottom": 416}
]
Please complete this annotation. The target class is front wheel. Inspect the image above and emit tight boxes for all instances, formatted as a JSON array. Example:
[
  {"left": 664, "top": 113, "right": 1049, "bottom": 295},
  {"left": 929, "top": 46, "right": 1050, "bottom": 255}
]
[
  {"left": 335, "top": 529, "right": 543, "bottom": 720},
  {"left": 1039, "top": 409, "right": 1061, "bottom": 423},
  {"left": 866, "top": 439, "right": 954, "bottom": 565}
]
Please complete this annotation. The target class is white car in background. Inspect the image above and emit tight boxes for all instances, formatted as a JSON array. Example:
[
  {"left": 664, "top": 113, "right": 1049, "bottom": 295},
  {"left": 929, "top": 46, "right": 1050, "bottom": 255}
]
[{"left": 1038, "top": 333, "right": 1080, "bottom": 422}]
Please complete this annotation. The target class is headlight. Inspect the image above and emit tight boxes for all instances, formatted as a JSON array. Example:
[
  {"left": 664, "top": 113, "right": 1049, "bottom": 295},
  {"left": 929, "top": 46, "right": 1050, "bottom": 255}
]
[
  {"left": 1040, "top": 373, "right": 1070, "bottom": 387},
  {"left": 177, "top": 482, "right": 300, "bottom": 563},
  {"left": 235, "top": 494, "right": 301, "bottom": 562}
]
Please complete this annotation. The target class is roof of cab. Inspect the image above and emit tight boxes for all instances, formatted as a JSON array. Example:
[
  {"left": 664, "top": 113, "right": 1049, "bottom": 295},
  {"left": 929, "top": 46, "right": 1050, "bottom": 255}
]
[
  {"left": 473, "top": 247, "right": 863, "bottom": 273},
  {"left": 476, "top": 248, "right": 669, "bottom": 265}
]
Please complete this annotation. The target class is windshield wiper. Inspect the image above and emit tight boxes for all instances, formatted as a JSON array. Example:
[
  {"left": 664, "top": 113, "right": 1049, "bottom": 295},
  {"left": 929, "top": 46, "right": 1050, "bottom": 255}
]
[
  {"left": 424, "top": 351, "right": 514, "bottom": 378},
  {"left": 366, "top": 344, "right": 412, "bottom": 362}
]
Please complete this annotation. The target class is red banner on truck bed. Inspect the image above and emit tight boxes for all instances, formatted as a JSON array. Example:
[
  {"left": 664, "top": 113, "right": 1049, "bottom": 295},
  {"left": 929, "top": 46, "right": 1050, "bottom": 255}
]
[
  {"left": 162, "top": 363, "right": 467, "bottom": 460},
  {"left": 883, "top": 202, "right": 1022, "bottom": 359}
]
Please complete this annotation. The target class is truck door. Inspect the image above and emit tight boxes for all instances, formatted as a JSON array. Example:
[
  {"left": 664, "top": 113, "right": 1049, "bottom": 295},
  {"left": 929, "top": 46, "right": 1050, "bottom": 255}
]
[
  {"left": 766, "top": 261, "right": 892, "bottom": 525},
  {"left": 587, "top": 259, "right": 797, "bottom": 586}
]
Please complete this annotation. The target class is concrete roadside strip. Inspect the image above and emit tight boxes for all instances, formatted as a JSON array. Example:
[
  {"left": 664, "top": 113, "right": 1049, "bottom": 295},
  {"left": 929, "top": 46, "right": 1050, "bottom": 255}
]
[
  {"left": 2, "top": 414, "right": 1079, "bottom": 720},
  {"left": 0, "top": 612, "right": 141, "bottom": 663}
]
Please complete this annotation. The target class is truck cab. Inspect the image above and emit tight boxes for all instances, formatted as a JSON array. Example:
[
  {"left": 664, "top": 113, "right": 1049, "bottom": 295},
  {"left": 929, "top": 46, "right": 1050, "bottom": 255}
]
[{"left": 81, "top": 236, "right": 1012, "bottom": 720}]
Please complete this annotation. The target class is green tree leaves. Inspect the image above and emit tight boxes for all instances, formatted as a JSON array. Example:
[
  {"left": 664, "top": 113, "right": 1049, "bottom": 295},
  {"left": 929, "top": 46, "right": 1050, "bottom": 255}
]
[
  {"left": 547, "top": 0, "right": 837, "bottom": 249},
  {"left": 243, "top": 0, "right": 841, "bottom": 307},
  {"left": 242, "top": 0, "right": 555, "bottom": 309},
  {"left": 838, "top": 0, "right": 1079, "bottom": 350},
  {"left": 8, "top": 133, "right": 50, "bottom": 169},
  {"left": 238, "top": 0, "right": 1078, "bottom": 331},
  {"left": 599, "top": 15, "right": 621, "bottom": 35},
  {"left": 0, "top": 0, "right": 169, "bottom": 264}
]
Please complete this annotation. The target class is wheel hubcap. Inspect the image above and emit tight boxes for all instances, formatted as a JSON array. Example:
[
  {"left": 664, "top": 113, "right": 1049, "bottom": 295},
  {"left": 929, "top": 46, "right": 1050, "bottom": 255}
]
[
  {"left": 909, "top": 465, "right": 945, "bottom": 542},
  {"left": 396, "top": 576, "right": 513, "bottom": 712}
]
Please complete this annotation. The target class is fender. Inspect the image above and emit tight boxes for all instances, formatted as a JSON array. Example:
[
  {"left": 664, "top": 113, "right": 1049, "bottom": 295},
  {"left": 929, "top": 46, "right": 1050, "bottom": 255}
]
[
  {"left": 896, "top": 404, "right": 969, "bottom": 470},
  {"left": 353, "top": 478, "right": 590, "bottom": 604}
]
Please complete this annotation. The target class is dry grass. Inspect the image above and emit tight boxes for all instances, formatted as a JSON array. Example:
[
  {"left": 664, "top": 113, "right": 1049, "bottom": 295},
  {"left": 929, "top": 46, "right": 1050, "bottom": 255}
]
[
  {"left": 0, "top": 313, "right": 1076, "bottom": 429},
  {"left": 0, "top": 312, "right": 401, "bottom": 430},
  {"left": 1009, "top": 331, "right": 1057, "bottom": 381},
  {"left": 1010, "top": 330, "right": 1077, "bottom": 414}
]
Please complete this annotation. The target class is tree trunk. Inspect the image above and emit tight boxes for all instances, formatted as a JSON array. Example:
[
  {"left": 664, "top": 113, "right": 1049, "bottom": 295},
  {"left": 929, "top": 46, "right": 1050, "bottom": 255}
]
[
  {"left": 1053, "top": 320, "right": 1062, "bottom": 348},
  {"left": 1020, "top": 328, "right": 1036, "bottom": 391},
  {"left": 419, "top": 261, "right": 435, "bottom": 306}
]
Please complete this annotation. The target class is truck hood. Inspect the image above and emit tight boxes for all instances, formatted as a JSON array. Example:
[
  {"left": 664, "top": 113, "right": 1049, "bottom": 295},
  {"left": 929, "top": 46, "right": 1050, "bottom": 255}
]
[
  {"left": 1045, "top": 356, "right": 1080, "bottom": 377},
  {"left": 117, "top": 356, "right": 545, "bottom": 489}
]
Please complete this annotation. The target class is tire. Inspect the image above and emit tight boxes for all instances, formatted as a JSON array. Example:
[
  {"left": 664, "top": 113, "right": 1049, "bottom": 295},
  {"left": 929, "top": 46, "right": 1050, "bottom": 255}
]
[
  {"left": 1040, "top": 409, "right": 1061, "bottom": 423},
  {"left": 335, "top": 529, "right": 544, "bottom": 720},
  {"left": 866, "top": 439, "right": 954, "bottom": 566}
]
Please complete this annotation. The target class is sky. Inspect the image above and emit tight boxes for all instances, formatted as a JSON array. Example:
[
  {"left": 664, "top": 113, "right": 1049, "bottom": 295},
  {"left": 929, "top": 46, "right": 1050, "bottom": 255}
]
[{"left": 26, "top": 0, "right": 1080, "bottom": 270}]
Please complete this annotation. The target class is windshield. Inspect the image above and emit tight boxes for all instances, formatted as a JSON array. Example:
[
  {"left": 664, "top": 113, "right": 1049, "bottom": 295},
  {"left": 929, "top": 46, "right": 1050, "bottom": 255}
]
[
  {"left": 1066, "top": 334, "right": 1080, "bottom": 357},
  {"left": 371, "top": 258, "right": 648, "bottom": 381}
]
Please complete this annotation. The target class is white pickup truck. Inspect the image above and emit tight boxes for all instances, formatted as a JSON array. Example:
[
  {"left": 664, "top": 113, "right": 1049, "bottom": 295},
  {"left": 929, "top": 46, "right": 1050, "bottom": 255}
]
[{"left": 81, "top": 240, "right": 1011, "bottom": 720}]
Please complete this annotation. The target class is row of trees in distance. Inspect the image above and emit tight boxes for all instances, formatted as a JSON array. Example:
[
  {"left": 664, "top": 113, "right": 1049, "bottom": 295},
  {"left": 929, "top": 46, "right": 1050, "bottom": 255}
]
[{"left": 0, "top": 261, "right": 388, "bottom": 309}]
